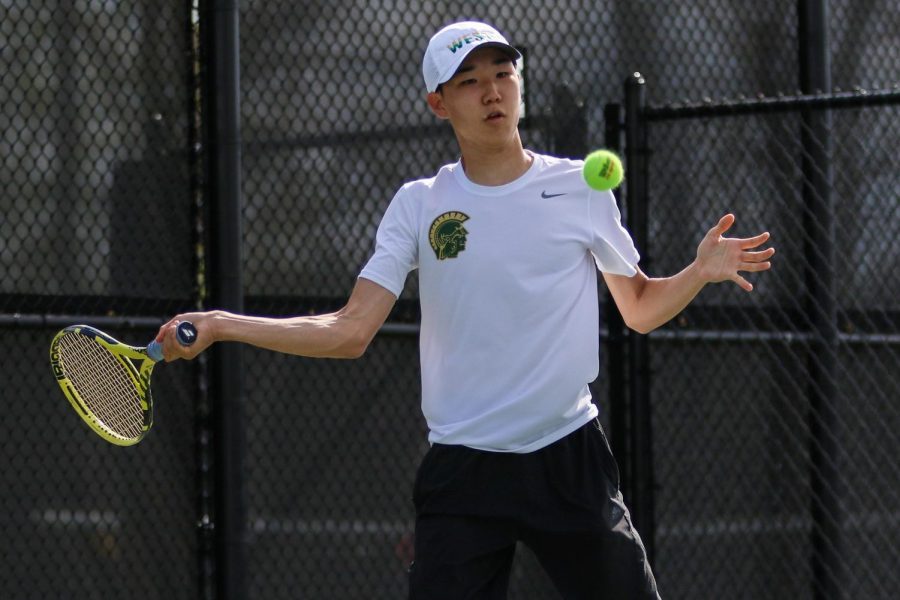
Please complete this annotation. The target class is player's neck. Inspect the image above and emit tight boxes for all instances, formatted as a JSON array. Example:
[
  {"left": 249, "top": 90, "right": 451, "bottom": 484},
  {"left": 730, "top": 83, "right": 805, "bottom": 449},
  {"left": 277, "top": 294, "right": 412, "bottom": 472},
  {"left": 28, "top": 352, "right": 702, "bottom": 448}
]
[{"left": 457, "top": 133, "right": 532, "bottom": 187}]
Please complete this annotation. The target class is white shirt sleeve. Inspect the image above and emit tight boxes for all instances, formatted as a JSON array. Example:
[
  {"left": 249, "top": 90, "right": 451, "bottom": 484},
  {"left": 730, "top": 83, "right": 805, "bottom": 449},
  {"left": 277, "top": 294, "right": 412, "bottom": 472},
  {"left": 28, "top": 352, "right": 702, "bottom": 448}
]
[
  {"left": 358, "top": 187, "right": 419, "bottom": 297},
  {"left": 588, "top": 189, "right": 640, "bottom": 276}
]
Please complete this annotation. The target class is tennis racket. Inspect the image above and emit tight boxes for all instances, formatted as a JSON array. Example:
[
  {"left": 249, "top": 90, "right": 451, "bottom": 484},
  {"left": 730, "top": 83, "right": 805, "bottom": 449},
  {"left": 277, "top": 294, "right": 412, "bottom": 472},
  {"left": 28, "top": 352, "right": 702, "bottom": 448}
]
[{"left": 49, "top": 321, "right": 197, "bottom": 446}]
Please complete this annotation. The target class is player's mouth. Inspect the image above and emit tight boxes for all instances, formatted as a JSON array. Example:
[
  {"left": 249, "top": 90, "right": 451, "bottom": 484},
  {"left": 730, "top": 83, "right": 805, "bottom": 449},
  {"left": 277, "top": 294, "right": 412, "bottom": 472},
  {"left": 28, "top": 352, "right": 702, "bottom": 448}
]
[{"left": 485, "top": 111, "right": 505, "bottom": 122}]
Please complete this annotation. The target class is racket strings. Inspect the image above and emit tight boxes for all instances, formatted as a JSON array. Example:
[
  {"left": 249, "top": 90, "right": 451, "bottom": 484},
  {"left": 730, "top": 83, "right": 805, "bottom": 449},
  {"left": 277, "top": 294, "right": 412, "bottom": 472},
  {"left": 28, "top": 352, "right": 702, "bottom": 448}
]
[{"left": 57, "top": 332, "right": 146, "bottom": 440}]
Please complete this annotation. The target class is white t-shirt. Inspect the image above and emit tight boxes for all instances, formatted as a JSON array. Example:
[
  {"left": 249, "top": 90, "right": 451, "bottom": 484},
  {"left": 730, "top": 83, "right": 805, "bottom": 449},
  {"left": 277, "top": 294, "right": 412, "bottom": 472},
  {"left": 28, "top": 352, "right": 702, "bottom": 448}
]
[{"left": 359, "top": 152, "right": 640, "bottom": 452}]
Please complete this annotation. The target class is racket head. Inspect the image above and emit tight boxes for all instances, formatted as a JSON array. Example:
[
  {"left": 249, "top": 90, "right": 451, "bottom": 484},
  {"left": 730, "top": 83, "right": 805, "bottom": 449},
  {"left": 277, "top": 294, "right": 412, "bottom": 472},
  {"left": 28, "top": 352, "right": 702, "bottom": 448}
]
[{"left": 49, "top": 325, "right": 157, "bottom": 446}]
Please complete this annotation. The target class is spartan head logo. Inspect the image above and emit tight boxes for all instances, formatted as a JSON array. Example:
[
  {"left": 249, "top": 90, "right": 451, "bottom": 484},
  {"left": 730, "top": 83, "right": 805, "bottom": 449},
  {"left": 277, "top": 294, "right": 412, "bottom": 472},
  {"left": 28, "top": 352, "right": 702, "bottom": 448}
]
[{"left": 428, "top": 211, "right": 470, "bottom": 260}]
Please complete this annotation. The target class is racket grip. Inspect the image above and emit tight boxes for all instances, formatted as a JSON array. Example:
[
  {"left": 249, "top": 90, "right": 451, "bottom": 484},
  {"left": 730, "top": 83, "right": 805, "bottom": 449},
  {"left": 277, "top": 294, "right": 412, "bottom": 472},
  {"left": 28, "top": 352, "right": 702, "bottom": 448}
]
[
  {"left": 147, "top": 321, "right": 198, "bottom": 362},
  {"left": 175, "top": 321, "right": 198, "bottom": 346}
]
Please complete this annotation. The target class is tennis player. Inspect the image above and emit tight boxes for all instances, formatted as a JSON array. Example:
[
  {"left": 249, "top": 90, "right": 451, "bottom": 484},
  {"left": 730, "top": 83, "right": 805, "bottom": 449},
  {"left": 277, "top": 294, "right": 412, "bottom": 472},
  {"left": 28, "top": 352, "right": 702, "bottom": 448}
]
[{"left": 158, "top": 21, "right": 774, "bottom": 599}]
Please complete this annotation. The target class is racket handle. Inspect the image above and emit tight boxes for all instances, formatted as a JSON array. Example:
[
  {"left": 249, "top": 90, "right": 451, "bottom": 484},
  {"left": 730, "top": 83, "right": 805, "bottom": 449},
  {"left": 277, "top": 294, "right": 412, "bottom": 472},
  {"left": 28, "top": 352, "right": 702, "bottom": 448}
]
[
  {"left": 147, "top": 321, "right": 198, "bottom": 362},
  {"left": 175, "top": 321, "right": 198, "bottom": 346}
]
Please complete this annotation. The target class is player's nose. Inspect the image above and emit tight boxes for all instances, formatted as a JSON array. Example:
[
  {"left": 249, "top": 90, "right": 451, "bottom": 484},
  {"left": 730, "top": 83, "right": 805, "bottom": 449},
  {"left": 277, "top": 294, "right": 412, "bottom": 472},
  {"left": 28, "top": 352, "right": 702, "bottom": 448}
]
[{"left": 483, "top": 81, "right": 501, "bottom": 103}]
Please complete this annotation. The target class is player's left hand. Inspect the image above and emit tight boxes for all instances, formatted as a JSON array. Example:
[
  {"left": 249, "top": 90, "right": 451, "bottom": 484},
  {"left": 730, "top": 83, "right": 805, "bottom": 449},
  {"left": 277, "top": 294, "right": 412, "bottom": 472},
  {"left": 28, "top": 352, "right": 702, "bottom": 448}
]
[{"left": 695, "top": 214, "right": 775, "bottom": 292}]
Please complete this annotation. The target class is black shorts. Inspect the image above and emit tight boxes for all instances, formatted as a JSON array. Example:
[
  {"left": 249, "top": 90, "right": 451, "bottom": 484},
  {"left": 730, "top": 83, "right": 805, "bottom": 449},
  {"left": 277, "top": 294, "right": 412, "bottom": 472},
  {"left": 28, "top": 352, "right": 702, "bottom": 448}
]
[{"left": 409, "top": 419, "right": 660, "bottom": 600}]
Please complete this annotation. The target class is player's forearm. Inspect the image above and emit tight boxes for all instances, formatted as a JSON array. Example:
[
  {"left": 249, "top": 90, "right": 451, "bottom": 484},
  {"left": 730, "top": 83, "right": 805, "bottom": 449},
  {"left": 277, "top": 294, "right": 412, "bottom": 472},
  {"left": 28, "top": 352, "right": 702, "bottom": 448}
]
[
  {"left": 623, "top": 262, "right": 707, "bottom": 334},
  {"left": 208, "top": 310, "right": 369, "bottom": 359}
]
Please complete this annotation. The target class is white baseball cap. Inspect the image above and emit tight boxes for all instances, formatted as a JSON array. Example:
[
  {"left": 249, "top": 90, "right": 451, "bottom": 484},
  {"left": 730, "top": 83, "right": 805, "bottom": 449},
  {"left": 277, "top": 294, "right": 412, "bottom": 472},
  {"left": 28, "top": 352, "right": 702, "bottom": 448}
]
[{"left": 422, "top": 21, "right": 522, "bottom": 93}]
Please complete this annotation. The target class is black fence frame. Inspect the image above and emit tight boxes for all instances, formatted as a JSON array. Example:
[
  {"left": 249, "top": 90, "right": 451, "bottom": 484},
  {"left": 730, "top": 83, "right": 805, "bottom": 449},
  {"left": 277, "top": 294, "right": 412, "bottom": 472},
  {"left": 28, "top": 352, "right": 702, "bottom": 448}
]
[{"left": 607, "top": 77, "right": 900, "bottom": 599}]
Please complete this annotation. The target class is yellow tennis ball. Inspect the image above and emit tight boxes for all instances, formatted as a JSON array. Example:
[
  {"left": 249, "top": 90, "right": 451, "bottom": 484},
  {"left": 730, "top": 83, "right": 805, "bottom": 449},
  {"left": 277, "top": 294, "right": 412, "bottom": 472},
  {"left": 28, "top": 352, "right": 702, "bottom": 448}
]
[{"left": 582, "top": 149, "right": 624, "bottom": 191}]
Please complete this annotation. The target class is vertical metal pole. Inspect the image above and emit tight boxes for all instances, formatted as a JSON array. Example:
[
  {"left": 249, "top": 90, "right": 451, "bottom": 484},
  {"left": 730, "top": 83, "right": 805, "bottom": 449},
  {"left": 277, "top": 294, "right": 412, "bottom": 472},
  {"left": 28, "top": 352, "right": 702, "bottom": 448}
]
[
  {"left": 203, "top": 0, "right": 247, "bottom": 598},
  {"left": 624, "top": 73, "right": 655, "bottom": 562},
  {"left": 189, "top": 3, "right": 215, "bottom": 599},
  {"left": 603, "top": 102, "right": 630, "bottom": 497},
  {"left": 799, "top": 2, "right": 842, "bottom": 599}
]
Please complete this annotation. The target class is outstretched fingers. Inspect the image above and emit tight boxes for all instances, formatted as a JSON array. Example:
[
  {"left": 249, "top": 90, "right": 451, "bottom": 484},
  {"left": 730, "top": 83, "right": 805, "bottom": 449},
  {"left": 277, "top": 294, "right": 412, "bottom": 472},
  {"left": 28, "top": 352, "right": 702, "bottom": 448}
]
[
  {"left": 732, "top": 273, "right": 753, "bottom": 292},
  {"left": 741, "top": 247, "right": 776, "bottom": 264},
  {"left": 734, "top": 244, "right": 774, "bottom": 291},
  {"left": 739, "top": 259, "right": 773, "bottom": 272},
  {"left": 697, "top": 215, "right": 775, "bottom": 291},
  {"left": 739, "top": 230, "right": 771, "bottom": 249},
  {"left": 713, "top": 213, "right": 736, "bottom": 236}
]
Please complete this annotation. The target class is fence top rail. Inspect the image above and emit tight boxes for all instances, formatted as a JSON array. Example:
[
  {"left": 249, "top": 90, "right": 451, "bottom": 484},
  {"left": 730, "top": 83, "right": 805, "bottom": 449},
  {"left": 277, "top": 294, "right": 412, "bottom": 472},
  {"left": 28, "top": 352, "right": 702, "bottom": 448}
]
[
  {"left": 643, "top": 85, "right": 900, "bottom": 121},
  {"left": 0, "top": 313, "right": 165, "bottom": 330}
]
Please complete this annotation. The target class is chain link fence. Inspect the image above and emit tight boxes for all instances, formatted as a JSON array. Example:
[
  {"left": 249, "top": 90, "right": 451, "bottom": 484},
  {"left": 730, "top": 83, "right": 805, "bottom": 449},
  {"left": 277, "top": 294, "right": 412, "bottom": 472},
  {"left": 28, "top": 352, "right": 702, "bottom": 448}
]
[
  {"left": 1, "top": 0, "right": 199, "bottom": 596},
  {"left": 630, "top": 90, "right": 900, "bottom": 598},
  {"left": 237, "top": 2, "right": 898, "bottom": 598},
  {"left": 4, "top": 0, "right": 900, "bottom": 598}
]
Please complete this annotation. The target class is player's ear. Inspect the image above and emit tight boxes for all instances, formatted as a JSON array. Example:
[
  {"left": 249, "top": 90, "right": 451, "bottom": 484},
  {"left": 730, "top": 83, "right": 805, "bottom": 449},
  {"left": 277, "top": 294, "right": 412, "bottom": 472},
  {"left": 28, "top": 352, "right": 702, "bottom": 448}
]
[{"left": 427, "top": 91, "right": 450, "bottom": 120}]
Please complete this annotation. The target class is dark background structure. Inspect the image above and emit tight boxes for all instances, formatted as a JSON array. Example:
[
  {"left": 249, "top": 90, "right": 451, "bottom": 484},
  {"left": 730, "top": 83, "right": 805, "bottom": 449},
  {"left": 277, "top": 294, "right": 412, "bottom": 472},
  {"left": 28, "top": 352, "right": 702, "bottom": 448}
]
[{"left": 2, "top": 1, "right": 898, "bottom": 598}]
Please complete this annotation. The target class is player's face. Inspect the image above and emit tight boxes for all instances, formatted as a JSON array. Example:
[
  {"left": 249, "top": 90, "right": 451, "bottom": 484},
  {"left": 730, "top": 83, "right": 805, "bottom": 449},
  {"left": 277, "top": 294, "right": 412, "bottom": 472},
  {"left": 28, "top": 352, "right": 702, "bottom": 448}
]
[{"left": 427, "top": 47, "right": 521, "bottom": 141}]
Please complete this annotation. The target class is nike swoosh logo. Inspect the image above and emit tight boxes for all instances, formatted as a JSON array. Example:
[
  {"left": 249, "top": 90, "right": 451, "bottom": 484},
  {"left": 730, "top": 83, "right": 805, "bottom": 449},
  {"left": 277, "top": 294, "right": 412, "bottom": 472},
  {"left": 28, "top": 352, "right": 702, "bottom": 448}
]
[{"left": 541, "top": 191, "right": 567, "bottom": 199}]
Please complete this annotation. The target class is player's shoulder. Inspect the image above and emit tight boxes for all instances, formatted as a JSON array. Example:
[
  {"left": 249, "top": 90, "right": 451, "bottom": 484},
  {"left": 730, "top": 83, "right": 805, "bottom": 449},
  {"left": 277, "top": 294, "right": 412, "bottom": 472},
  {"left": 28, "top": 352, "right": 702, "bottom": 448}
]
[
  {"left": 396, "top": 161, "right": 458, "bottom": 197},
  {"left": 529, "top": 153, "right": 586, "bottom": 191},
  {"left": 527, "top": 152, "right": 587, "bottom": 194},
  {"left": 533, "top": 152, "right": 584, "bottom": 172},
  {"left": 527, "top": 152, "right": 620, "bottom": 207}
]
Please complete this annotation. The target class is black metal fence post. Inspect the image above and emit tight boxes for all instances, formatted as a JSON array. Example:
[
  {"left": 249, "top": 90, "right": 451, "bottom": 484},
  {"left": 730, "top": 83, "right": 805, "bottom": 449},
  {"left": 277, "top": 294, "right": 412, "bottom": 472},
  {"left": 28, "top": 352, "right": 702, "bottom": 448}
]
[
  {"left": 203, "top": 0, "right": 247, "bottom": 598},
  {"left": 798, "top": 2, "right": 843, "bottom": 598},
  {"left": 624, "top": 73, "right": 655, "bottom": 561}
]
